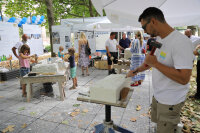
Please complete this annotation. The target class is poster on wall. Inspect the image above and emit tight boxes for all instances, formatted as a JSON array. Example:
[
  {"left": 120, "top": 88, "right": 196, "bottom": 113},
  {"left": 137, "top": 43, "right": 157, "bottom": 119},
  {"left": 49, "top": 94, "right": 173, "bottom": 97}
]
[
  {"left": 95, "top": 32, "right": 110, "bottom": 51},
  {"left": 23, "top": 24, "right": 43, "bottom": 56},
  {"left": 52, "top": 25, "right": 71, "bottom": 54},
  {"left": 74, "top": 32, "right": 79, "bottom": 53},
  {"left": 52, "top": 32, "right": 60, "bottom": 44},
  {"left": 0, "top": 22, "right": 20, "bottom": 60},
  {"left": 74, "top": 31, "right": 96, "bottom": 54}
]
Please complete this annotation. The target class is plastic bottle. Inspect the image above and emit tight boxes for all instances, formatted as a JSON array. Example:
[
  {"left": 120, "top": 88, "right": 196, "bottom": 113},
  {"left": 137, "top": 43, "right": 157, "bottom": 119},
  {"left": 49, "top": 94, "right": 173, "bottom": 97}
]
[{"left": 2, "top": 55, "right": 5, "bottom": 61}]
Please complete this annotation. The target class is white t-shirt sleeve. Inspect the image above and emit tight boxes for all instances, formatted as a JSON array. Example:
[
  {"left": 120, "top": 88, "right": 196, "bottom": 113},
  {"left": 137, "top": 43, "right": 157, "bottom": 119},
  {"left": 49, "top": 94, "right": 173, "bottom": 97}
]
[
  {"left": 105, "top": 39, "right": 109, "bottom": 47},
  {"left": 114, "top": 39, "right": 118, "bottom": 45},
  {"left": 14, "top": 42, "right": 21, "bottom": 49},
  {"left": 172, "top": 39, "right": 193, "bottom": 69}
]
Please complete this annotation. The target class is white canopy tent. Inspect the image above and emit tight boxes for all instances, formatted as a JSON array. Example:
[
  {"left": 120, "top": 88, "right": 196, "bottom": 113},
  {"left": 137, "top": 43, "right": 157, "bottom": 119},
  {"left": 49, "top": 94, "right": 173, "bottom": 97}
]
[
  {"left": 60, "top": 17, "right": 142, "bottom": 53},
  {"left": 91, "top": 0, "right": 200, "bottom": 27},
  {"left": 61, "top": 17, "right": 142, "bottom": 32}
]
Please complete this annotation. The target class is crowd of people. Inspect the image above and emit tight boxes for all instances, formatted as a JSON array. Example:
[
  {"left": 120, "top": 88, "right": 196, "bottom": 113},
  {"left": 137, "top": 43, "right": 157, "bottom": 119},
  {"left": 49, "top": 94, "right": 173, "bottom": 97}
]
[
  {"left": 10, "top": 7, "right": 200, "bottom": 133},
  {"left": 11, "top": 31, "right": 92, "bottom": 96}
]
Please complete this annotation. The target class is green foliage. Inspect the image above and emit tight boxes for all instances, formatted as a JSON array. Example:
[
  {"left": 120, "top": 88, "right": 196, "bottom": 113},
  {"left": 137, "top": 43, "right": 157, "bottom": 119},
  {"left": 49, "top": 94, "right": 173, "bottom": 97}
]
[
  {"left": 45, "top": 45, "right": 51, "bottom": 52},
  {"left": 3, "top": 0, "right": 48, "bottom": 27},
  {"left": 2, "top": 0, "right": 100, "bottom": 29},
  {"left": 181, "top": 67, "right": 200, "bottom": 132}
]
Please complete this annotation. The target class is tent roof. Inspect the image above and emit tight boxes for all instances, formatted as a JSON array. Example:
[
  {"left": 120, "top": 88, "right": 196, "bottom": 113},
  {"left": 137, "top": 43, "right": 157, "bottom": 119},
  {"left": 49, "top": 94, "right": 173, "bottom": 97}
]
[
  {"left": 61, "top": 17, "right": 110, "bottom": 25},
  {"left": 61, "top": 17, "right": 142, "bottom": 32},
  {"left": 91, "top": 0, "right": 200, "bottom": 27}
]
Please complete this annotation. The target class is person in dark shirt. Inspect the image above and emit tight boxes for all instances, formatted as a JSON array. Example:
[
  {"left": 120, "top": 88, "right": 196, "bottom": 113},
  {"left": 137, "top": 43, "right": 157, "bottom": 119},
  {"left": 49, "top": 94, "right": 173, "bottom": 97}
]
[
  {"left": 119, "top": 33, "right": 131, "bottom": 53},
  {"left": 68, "top": 48, "right": 77, "bottom": 90}
]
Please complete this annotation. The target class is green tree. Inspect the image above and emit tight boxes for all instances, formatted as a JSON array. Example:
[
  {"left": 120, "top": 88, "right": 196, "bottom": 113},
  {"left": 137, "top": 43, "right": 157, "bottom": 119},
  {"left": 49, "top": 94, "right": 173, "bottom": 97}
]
[
  {"left": 1, "top": 0, "right": 100, "bottom": 27},
  {"left": 1, "top": 0, "right": 100, "bottom": 56}
]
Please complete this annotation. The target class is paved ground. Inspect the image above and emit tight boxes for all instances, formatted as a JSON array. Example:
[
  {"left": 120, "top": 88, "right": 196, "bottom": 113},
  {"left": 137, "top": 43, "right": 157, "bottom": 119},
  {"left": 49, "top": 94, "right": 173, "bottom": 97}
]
[{"left": 0, "top": 67, "right": 155, "bottom": 133}]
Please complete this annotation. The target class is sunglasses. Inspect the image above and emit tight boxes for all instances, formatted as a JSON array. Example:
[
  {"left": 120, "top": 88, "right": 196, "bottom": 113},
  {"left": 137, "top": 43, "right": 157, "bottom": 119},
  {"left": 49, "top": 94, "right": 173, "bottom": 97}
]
[
  {"left": 142, "top": 20, "right": 151, "bottom": 31},
  {"left": 187, "top": 35, "right": 191, "bottom": 38}
]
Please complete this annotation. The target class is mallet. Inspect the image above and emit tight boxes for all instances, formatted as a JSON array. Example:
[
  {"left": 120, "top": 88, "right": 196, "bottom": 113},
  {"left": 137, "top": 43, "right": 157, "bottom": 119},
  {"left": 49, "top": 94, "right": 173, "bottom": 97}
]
[{"left": 144, "top": 41, "right": 162, "bottom": 67}]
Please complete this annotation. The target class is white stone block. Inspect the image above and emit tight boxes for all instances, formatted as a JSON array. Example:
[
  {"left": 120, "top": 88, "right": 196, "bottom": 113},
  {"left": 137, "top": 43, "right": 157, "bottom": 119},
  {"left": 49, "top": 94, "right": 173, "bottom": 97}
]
[{"left": 90, "top": 74, "right": 126, "bottom": 104}]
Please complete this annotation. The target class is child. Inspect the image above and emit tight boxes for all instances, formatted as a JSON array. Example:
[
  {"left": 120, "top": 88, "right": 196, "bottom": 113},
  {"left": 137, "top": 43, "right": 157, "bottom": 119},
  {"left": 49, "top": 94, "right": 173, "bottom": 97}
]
[
  {"left": 19, "top": 44, "right": 35, "bottom": 97},
  {"left": 58, "top": 46, "right": 64, "bottom": 59},
  {"left": 67, "top": 48, "right": 77, "bottom": 89}
]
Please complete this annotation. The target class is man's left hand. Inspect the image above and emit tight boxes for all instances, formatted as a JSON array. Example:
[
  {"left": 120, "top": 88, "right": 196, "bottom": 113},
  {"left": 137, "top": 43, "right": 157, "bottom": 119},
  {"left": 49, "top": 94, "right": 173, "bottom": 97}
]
[{"left": 145, "top": 54, "right": 158, "bottom": 67}]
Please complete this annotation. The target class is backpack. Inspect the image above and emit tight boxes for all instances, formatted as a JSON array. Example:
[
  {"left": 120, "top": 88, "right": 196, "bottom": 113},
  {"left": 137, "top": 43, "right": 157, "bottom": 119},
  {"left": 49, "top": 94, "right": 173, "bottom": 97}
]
[{"left": 85, "top": 41, "right": 91, "bottom": 55}]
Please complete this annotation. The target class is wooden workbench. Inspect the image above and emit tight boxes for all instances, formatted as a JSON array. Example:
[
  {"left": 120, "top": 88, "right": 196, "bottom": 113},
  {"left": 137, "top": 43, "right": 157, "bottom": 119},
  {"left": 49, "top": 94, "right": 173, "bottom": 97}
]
[{"left": 20, "top": 74, "right": 67, "bottom": 102}]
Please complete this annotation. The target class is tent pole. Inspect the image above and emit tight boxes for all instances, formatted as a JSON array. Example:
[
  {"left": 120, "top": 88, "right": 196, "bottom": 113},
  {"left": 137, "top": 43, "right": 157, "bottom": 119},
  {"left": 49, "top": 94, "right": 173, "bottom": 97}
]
[
  {"left": 103, "top": 0, "right": 117, "bottom": 8},
  {"left": 83, "top": 12, "right": 85, "bottom": 23},
  {"left": 83, "top": 0, "right": 85, "bottom": 23},
  {"left": 118, "top": 32, "right": 119, "bottom": 60}
]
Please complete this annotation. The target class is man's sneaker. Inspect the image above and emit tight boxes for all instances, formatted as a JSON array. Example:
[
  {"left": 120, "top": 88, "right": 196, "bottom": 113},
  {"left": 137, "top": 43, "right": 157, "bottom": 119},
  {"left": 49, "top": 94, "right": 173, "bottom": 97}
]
[{"left": 176, "top": 123, "right": 183, "bottom": 133}]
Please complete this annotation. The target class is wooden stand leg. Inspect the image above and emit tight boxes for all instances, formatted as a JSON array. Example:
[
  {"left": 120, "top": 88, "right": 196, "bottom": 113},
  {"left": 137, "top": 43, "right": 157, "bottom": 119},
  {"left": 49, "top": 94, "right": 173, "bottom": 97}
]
[
  {"left": 30, "top": 83, "right": 33, "bottom": 98},
  {"left": 58, "top": 82, "right": 64, "bottom": 101},
  {"left": 119, "top": 69, "right": 122, "bottom": 74},
  {"left": 27, "top": 83, "right": 31, "bottom": 102},
  {"left": 62, "top": 82, "right": 66, "bottom": 98}
]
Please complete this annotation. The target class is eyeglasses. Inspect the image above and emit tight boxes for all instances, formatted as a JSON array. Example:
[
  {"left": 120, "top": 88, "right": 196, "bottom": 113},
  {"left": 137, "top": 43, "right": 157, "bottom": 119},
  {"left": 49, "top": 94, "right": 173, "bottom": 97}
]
[{"left": 142, "top": 20, "right": 150, "bottom": 31}]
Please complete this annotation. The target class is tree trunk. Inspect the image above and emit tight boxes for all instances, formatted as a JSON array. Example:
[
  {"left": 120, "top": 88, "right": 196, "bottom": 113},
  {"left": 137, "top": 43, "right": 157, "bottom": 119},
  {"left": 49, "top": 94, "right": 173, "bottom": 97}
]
[
  {"left": 88, "top": 0, "right": 94, "bottom": 17},
  {"left": 198, "top": 27, "right": 200, "bottom": 36},
  {"left": 45, "top": 0, "right": 54, "bottom": 57},
  {"left": 0, "top": 7, "right": 3, "bottom": 22}
]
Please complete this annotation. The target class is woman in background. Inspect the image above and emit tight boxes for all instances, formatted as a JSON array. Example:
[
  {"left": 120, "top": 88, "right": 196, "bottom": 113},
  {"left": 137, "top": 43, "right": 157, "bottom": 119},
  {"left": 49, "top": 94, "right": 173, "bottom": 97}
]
[
  {"left": 130, "top": 31, "right": 146, "bottom": 86},
  {"left": 78, "top": 32, "right": 90, "bottom": 76}
]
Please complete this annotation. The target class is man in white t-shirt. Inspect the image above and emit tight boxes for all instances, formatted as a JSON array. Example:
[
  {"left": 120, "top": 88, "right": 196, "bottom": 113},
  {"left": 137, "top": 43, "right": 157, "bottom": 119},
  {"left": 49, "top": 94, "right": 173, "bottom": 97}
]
[
  {"left": 12, "top": 34, "right": 29, "bottom": 90},
  {"left": 185, "top": 29, "right": 200, "bottom": 50},
  {"left": 12, "top": 34, "right": 29, "bottom": 58},
  {"left": 105, "top": 32, "right": 124, "bottom": 75},
  {"left": 127, "top": 7, "right": 193, "bottom": 133}
]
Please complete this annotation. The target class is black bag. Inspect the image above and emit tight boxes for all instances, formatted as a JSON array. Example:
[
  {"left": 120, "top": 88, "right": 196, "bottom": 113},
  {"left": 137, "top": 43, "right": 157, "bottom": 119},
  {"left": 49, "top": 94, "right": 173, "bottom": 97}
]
[{"left": 85, "top": 41, "right": 91, "bottom": 55}]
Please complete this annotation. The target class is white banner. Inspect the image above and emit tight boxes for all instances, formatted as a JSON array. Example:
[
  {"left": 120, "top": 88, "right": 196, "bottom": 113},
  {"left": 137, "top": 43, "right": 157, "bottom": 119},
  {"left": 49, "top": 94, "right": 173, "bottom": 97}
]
[
  {"left": 95, "top": 31, "right": 110, "bottom": 50},
  {"left": 23, "top": 24, "right": 43, "bottom": 56},
  {"left": 52, "top": 25, "right": 71, "bottom": 54},
  {"left": 0, "top": 22, "right": 20, "bottom": 60}
]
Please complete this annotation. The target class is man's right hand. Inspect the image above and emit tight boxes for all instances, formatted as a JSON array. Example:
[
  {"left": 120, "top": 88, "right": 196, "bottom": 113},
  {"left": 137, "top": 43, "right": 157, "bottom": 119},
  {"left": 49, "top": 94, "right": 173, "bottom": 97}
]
[
  {"left": 126, "top": 69, "right": 138, "bottom": 78},
  {"left": 195, "top": 45, "right": 200, "bottom": 50},
  {"left": 108, "top": 53, "right": 111, "bottom": 57}
]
